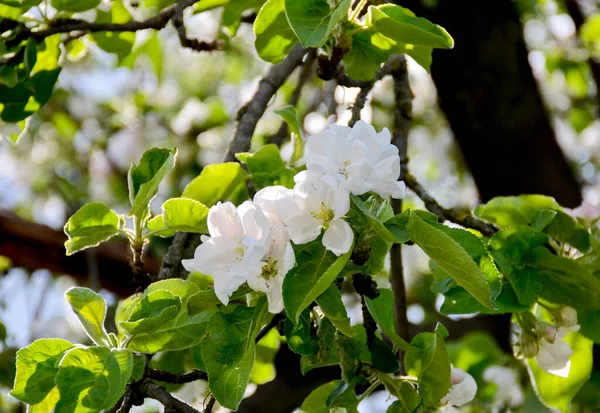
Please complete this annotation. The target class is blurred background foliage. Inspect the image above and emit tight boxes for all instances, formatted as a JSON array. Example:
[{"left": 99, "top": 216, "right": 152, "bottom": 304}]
[{"left": 1, "top": 0, "right": 600, "bottom": 411}]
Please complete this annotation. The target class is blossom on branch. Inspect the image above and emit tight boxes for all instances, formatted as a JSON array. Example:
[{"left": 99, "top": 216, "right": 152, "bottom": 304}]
[{"left": 437, "top": 366, "right": 477, "bottom": 412}]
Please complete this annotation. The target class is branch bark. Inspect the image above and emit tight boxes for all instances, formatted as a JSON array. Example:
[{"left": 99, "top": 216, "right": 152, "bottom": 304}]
[
  {"left": 140, "top": 380, "right": 201, "bottom": 413},
  {"left": 145, "top": 368, "right": 207, "bottom": 384},
  {"left": 389, "top": 56, "right": 413, "bottom": 358}
]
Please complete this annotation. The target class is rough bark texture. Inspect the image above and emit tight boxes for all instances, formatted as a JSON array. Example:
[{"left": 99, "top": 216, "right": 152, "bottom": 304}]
[{"left": 402, "top": 0, "right": 582, "bottom": 207}]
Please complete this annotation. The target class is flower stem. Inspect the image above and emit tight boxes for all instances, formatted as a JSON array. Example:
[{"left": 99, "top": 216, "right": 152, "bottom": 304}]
[{"left": 349, "top": 0, "right": 368, "bottom": 21}]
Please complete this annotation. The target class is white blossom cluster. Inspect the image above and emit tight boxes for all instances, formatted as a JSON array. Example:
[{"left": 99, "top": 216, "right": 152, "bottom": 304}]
[
  {"left": 182, "top": 121, "right": 405, "bottom": 313},
  {"left": 514, "top": 306, "right": 580, "bottom": 378}
]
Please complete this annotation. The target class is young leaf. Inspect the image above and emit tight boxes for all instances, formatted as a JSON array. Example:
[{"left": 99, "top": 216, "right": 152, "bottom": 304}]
[
  {"left": 147, "top": 197, "right": 209, "bottom": 237},
  {"left": 119, "top": 289, "right": 182, "bottom": 334},
  {"left": 236, "top": 144, "right": 295, "bottom": 189},
  {"left": 301, "top": 317, "right": 340, "bottom": 374},
  {"left": 342, "top": 29, "right": 392, "bottom": 81},
  {"left": 474, "top": 195, "right": 562, "bottom": 228},
  {"left": 384, "top": 209, "right": 438, "bottom": 244},
  {"left": 254, "top": 0, "right": 299, "bottom": 64},
  {"left": 404, "top": 332, "right": 451, "bottom": 408},
  {"left": 316, "top": 284, "right": 354, "bottom": 337},
  {"left": 127, "top": 147, "right": 176, "bottom": 218},
  {"left": 284, "top": 0, "right": 351, "bottom": 48},
  {"left": 203, "top": 299, "right": 268, "bottom": 410},
  {"left": 285, "top": 308, "right": 318, "bottom": 356},
  {"left": 65, "top": 287, "right": 111, "bottom": 347},
  {"left": 283, "top": 240, "right": 351, "bottom": 323},
  {"left": 365, "top": 289, "right": 411, "bottom": 351},
  {"left": 182, "top": 162, "right": 248, "bottom": 207},
  {"left": 274, "top": 105, "right": 304, "bottom": 165},
  {"left": 370, "top": 335, "right": 399, "bottom": 373},
  {"left": 384, "top": 380, "right": 421, "bottom": 413},
  {"left": 55, "top": 347, "right": 133, "bottom": 413},
  {"left": 64, "top": 202, "right": 122, "bottom": 255},
  {"left": 335, "top": 327, "right": 370, "bottom": 383},
  {"left": 527, "top": 332, "right": 592, "bottom": 412},
  {"left": 301, "top": 380, "right": 343, "bottom": 413},
  {"left": 542, "top": 210, "right": 591, "bottom": 252},
  {"left": 221, "top": 0, "right": 266, "bottom": 35},
  {"left": 408, "top": 213, "right": 499, "bottom": 309},
  {"left": 369, "top": 4, "right": 454, "bottom": 49},
  {"left": 10, "top": 338, "right": 75, "bottom": 411}
]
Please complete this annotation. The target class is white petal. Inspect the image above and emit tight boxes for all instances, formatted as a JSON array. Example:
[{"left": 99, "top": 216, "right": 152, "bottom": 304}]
[
  {"left": 333, "top": 183, "right": 351, "bottom": 218},
  {"left": 253, "top": 186, "right": 295, "bottom": 224},
  {"left": 371, "top": 156, "right": 401, "bottom": 182},
  {"left": 345, "top": 176, "right": 373, "bottom": 196},
  {"left": 207, "top": 202, "right": 242, "bottom": 239},
  {"left": 237, "top": 201, "right": 270, "bottom": 242},
  {"left": 535, "top": 338, "right": 573, "bottom": 374},
  {"left": 443, "top": 369, "right": 477, "bottom": 407},
  {"left": 323, "top": 219, "right": 354, "bottom": 256},
  {"left": 287, "top": 214, "right": 322, "bottom": 244},
  {"left": 556, "top": 324, "right": 580, "bottom": 339},
  {"left": 265, "top": 275, "right": 284, "bottom": 314},
  {"left": 213, "top": 272, "right": 248, "bottom": 306}
]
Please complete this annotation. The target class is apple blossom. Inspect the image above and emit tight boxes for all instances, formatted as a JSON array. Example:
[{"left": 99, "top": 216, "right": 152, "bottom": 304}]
[
  {"left": 305, "top": 120, "right": 406, "bottom": 199},
  {"left": 283, "top": 171, "right": 354, "bottom": 256},
  {"left": 438, "top": 366, "right": 477, "bottom": 411},
  {"left": 482, "top": 365, "right": 524, "bottom": 408},
  {"left": 181, "top": 201, "right": 294, "bottom": 313}
]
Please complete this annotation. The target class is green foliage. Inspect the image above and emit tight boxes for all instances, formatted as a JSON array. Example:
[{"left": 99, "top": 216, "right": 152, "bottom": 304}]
[
  {"left": 65, "top": 287, "right": 111, "bottom": 347},
  {"left": 50, "top": 0, "right": 100, "bottom": 12},
  {"left": 254, "top": 0, "right": 299, "bottom": 64},
  {"left": 284, "top": 0, "right": 351, "bottom": 48},
  {"left": 127, "top": 147, "right": 177, "bottom": 219},
  {"left": 365, "top": 289, "right": 411, "bottom": 351},
  {"left": 63, "top": 202, "right": 122, "bottom": 255},
  {"left": 236, "top": 144, "right": 295, "bottom": 189},
  {"left": 202, "top": 298, "right": 268, "bottom": 410},
  {"left": 92, "top": 0, "right": 136, "bottom": 57},
  {"left": 404, "top": 332, "right": 451, "bottom": 408},
  {"left": 283, "top": 240, "right": 351, "bottom": 323},
  {"left": 147, "top": 197, "right": 209, "bottom": 237},
  {"left": 408, "top": 212, "right": 500, "bottom": 309},
  {"left": 275, "top": 105, "right": 304, "bottom": 165},
  {"left": 386, "top": 382, "right": 421, "bottom": 412},
  {"left": 182, "top": 162, "right": 248, "bottom": 207},
  {"left": 474, "top": 195, "right": 562, "bottom": 228},
  {"left": 316, "top": 284, "right": 354, "bottom": 337}
]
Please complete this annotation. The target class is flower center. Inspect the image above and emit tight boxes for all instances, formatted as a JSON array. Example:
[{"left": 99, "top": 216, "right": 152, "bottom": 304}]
[
  {"left": 312, "top": 202, "right": 334, "bottom": 224},
  {"left": 234, "top": 245, "right": 246, "bottom": 260},
  {"left": 261, "top": 258, "right": 278, "bottom": 280},
  {"left": 339, "top": 160, "right": 351, "bottom": 177}
]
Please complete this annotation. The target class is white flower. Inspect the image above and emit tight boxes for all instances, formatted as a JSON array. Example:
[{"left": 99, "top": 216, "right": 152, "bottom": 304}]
[
  {"left": 436, "top": 407, "right": 460, "bottom": 413},
  {"left": 534, "top": 308, "right": 580, "bottom": 378},
  {"left": 283, "top": 171, "right": 354, "bottom": 256},
  {"left": 560, "top": 306, "right": 578, "bottom": 327},
  {"left": 305, "top": 120, "right": 406, "bottom": 199},
  {"left": 482, "top": 365, "right": 524, "bottom": 408},
  {"left": 440, "top": 366, "right": 477, "bottom": 409},
  {"left": 181, "top": 201, "right": 294, "bottom": 313}
]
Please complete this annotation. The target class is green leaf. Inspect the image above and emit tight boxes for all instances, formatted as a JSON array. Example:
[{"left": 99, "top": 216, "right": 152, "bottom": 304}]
[
  {"left": 474, "top": 195, "right": 562, "bottom": 228},
  {"left": 119, "top": 289, "right": 182, "bottom": 334},
  {"left": 527, "top": 247, "right": 600, "bottom": 310},
  {"left": 404, "top": 332, "right": 451, "bottom": 408},
  {"left": 386, "top": 381, "right": 421, "bottom": 413},
  {"left": 343, "top": 29, "right": 391, "bottom": 81},
  {"left": 316, "top": 284, "right": 354, "bottom": 337},
  {"left": 123, "top": 280, "right": 216, "bottom": 352},
  {"left": 55, "top": 347, "right": 133, "bottom": 413},
  {"left": 64, "top": 202, "right": 122, "bottom": 255},
  {"left": 365, "top": 289, "right": 411, "bottom": 351},
  {"left": 335, "top": 326, "right": 370, "bottom": 382},
  {"left": 385, "top": 209, "right": 438, "bottom": 244},
  {"left": 131, "top": 353, "right": 146, "bottom": 381},
  {"left": 148, "top": 197, "right": 209, "bottom": 237},
  {"left": 450, "top": 332, "right": 503, "bottom": 372},
  {"left": 283, "top": 240, "right": 351, "bottom": 323},
  {"left": 370, "top": 335, "right": 399, "bottom": 373},
  {"left": 254, "top": 0, "right": 299, "bottom": 63},
  {"left": 369, "top": 4, "right": 453, "bottom": 49},
  {"left": 541, "top": 210, "right": 591, "bottom": 252},
  {"left": 527, "top": 332, "right": 593, "bottom": 412},
  {"left": 284, "top": 0, "right": 350, "bottom": 48},
  {"left": 236, "top": 144, "right": 295, "bottom": 189},
  {"left": 10, "top": 338, "right": 74, "bottom": 412},
  {"left": 182, "top": 162, "right": 248, "bottom": 207},
  {"left": 127, "top": 147, "right": 176, "bottom": 218},
  {"left": 578, "top": 309, "right": 600, "bottom": 343},
  {"left": 0, "top": 68, "right": 61, "bottom": 122},
  {"left": 301, "top": 380, "right": 342, "bottom": 413},
  {"left": 285, "top": 308, "right": 318, "bottom": 355},
  {"left": 194, "top": 0, "right": 228, "bottom": 12},
  {"left": 92, "top": 0, "right": 136, "bottom": 57},
  {"left": 408, "top": 213, "right": 499, "bottom": 309},
  {"left": 251, "top": 328, "right": 280, "bottom": 384},
  {"left": 65, "top": 287, "right": 110, "bottom": 347},
  {"left": 222, "top": 0, "right": 266, "bottom": 35},
  {"left": 301, "top": 317, "right": 340, "bottom": 373},
  {"left": 274, "top": 105, "right": 304, "bottom": 165},
  {"left": 50, "top": 0, "right": 100, "bottom": 12},
  {"left": 203, "top": 299, "right": 268, "bottom": 410}
]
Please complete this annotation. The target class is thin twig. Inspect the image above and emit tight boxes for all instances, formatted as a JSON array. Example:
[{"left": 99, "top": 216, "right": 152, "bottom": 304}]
[
  {"left": 140, "top": 379, "right": 201, "bottom": 413},
  {"left": 389, "top": 56, "right": 413, "bottom": 368},
  {"left": 145, "top": 368, "right": 208, "bottom": 384},
  {"left": 404, "top": 173, "right": 498, "bottom": 236},
  {"left": 172, "top": 0, "right": 224, "bottom": 52},
  {"left": 224, "top": 44, "right": 307, "bottom": 161},
  {"left": 255, "top": 312, "right": 286, "bottom": 343},
  {"left": 204, "top": 396, "right": 216, "bottom": 413},
  {"left": 348, "top": 56, "right": 402, "bottom": 127}
]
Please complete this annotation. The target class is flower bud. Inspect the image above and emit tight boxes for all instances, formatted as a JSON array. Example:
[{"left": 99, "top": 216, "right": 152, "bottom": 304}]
[{"left": 560, "top": 307, "right": 578, "bottom": 327}]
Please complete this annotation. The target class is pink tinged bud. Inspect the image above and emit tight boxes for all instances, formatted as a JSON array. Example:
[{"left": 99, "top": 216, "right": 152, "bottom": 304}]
[
  {"left": 545, "top": 327, "right": 557, "bottom": 342},
  {"left": 451, "top": 368, "right": 465, "bottom": 385}
]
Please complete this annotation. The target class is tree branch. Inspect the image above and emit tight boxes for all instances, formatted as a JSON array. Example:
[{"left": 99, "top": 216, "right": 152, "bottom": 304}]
[
  {"left": 224, "top": 44, "right": 307, "bottom": 161},
  {"left": 171, "top": 0, "right": 224, "bottom": 52},
  {"left": 145, "top": 368, "right": 207, "bottom": 384},
  {"left": 404, "top": 173, "right": 498, "bottom": 236},
  {"left": 140, "top": 379, "right": 201, "bottom": 413},
  {"left": 255, "top": 312, "right": 286, "bottom": 343},
  {"left": 389, "top": 55, "right": 413, "bottom": 360}
]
